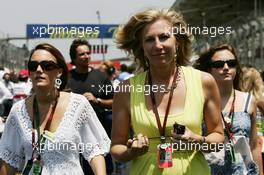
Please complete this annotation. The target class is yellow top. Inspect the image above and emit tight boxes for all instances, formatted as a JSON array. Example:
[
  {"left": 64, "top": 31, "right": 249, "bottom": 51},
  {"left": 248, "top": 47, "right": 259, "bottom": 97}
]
[{"left": 129, "top": 66, "right": 210, "bottom": 175}]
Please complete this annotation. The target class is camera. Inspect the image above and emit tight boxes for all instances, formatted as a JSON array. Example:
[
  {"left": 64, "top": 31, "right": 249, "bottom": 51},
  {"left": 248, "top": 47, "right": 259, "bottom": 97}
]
[{"left": 173, "top": 123, "right": 185, "bottom": 134}]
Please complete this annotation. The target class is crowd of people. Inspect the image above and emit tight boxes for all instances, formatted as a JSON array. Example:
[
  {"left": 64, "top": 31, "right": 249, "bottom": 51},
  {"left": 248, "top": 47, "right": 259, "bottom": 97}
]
[{"left": 0, "top": 8, "right": 263, "bottom": 175}]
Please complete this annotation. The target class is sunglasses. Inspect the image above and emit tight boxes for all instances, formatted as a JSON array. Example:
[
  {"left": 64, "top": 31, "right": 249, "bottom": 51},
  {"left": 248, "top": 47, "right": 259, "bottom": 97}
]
[
  {"left": 28, "top": 60, "right": 59, "bottom": 72},
  {"left": 210, "top": 59, "right": 238, "bottom": 69}
]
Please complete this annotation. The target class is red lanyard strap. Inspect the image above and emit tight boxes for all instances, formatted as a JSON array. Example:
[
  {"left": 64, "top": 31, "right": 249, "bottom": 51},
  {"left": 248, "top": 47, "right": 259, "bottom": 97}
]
[
  {"left": 221, "top": 90, "right": 235, "bottom": 140},
  {"left": 148, "top": 67, "right": 179, "bottom": 137},
  {"left": 32, "top": 95, "right": 58, "bottom": 159}
]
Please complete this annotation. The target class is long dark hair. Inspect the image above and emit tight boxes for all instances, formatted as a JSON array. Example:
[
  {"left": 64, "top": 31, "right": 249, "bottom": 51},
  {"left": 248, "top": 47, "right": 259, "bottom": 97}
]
[{"left": 194, "top": 44, "right": 242, "bottom": 90}]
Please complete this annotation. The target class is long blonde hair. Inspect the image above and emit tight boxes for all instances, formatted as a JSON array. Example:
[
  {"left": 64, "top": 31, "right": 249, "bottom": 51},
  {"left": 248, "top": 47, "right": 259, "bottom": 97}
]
[
  {"left": 241, "top": 67, "right": 264, "bottom": 100},
  {"left": 115, "top": 8, "right": 193, "bottom": 70}
]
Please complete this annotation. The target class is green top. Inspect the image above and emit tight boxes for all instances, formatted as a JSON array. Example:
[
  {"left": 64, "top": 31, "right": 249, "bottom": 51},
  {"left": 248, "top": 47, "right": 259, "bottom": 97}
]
[{"left": 129, "top": 66, "right": 210, "bottom": 175}]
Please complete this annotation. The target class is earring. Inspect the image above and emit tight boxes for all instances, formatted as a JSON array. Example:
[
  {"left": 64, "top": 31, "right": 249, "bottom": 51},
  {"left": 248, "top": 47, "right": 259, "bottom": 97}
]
[
  {"left": 174, "top": 47, "right": 179, "bottom": 63},
  {"left": 54, "top": 78, "right": 62, "bottom": 89},
  {"left": 146, "top": 60, "right": 149, "bottom": 68},
  {"left": 144, "top": 56, "right": 149, "bottom": 69}
]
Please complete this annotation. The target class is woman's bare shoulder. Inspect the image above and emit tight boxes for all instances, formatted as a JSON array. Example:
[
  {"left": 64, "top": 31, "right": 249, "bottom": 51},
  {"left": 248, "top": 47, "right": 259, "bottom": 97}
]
[
  {"left": 200, "top": 71, "right": 216, "bottom": 84},
  {"left": 200, "top": 71, "right": 218, "bottom": 93},
  {"left": 236, "top": 90, "right": 256, "bottom": 116}
]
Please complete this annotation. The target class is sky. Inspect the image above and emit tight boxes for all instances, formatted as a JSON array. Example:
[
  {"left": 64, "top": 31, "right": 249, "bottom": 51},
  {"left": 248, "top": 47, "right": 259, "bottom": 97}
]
[{"left": 0, "top": 0, "right": 175, "bottom": 62}]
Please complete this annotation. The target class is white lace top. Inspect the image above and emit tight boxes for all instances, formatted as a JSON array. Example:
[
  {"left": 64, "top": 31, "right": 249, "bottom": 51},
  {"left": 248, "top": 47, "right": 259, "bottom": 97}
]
[{"left": 0, "top": 93, "right": 111, "bottom": 175}]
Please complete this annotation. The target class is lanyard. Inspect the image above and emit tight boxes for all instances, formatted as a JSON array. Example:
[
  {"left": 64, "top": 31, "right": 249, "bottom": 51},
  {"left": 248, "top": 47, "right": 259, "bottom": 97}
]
[
  {"left": 221, "top": 90, "right": 235, "bottom": 141},
  {"left": 148, "top": 67, "right": 179, "bottom": 137},
  {"left": 32, "top": 95, "right": 58, "bottom": 160}
]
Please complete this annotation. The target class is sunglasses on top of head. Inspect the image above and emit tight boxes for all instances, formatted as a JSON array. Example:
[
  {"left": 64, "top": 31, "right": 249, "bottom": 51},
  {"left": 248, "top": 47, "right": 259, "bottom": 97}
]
[
  {"left": 210, "top": 59, "right": 238, "bottom": 69},
  {"left": 28, "top": 60, "right": 59, "bottom": 72}
]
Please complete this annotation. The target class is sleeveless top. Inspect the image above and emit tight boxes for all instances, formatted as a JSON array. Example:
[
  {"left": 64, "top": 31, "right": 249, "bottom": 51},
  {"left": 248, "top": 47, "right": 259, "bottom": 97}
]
[
  {"left": 205, "top": 93, "right": 258, "bottom": 175},
  {"left": 129, "top": 66, "right": 210, "bottom": 175}
]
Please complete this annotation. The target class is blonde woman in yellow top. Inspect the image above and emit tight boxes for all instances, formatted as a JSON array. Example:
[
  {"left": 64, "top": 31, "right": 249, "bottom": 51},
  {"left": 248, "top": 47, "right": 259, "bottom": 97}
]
[{"left": 110, "top": 9, "right": 224, "bottom": 175}]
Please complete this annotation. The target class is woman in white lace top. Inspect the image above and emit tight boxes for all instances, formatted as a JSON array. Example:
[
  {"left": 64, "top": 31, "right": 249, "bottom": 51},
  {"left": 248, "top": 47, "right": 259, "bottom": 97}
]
[{"left": 0, "top": 43, "right": 110, "bottom": 175}]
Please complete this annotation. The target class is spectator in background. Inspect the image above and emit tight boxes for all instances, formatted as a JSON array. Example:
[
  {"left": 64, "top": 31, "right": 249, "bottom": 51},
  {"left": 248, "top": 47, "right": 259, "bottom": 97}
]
[
  {"left": 127, "top": 63, "right": 136, "bottom": 75},
  {"left": 12, "top": 69, "right": 32, "bottom": 102},
  {"left": 99, "top": 61, "right": 129, "bottom": 174},
  {"left": 97, "top": 61, "right": 116, "bottom": 135},
  {"left": 2, "top": 72, "right": 14, "bottom": 95},
  {"left": 0, "top": 66, "right": 6, "bottom": 83},
  {"left": 99, "top": 61, "right": 121, "bottom": 90},
  {"left": 0, "top": 80, "right": 13, "bottom": 117},
  {"left": 117, "top": 64, "right": 133, "bottom": 81},
  {"left": 195, "top": 43, "right": 261, "bottom": 174},
  {"left": 9, "top": 70, "right": 18, "bottom": 83},
  {"left": 1, "top": 72, "right": 14, "bottom": 117},
  {"left": 114, "top": 64, "right": 135, "bottom": 95},
  {"left": 68, "top": 39, "right": 114, "bottom": 175},
  {"left": 241, "top": 67, "right": 264, "bottom": 100},
  {"left": 99, "top": 61, "right": 117, "bottom": 82},
  {"left": 241, "top": 66, "right": 264, "bottom": 173}
]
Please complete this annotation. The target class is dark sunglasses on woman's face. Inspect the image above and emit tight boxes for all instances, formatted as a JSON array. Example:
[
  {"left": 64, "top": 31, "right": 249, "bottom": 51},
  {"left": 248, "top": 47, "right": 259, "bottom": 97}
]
[
  {"left": 210, "top": 59, "right": 238, "bottom": 69},
  {"left": 28, "top": 60, "right": 59, "bottom": 72}
]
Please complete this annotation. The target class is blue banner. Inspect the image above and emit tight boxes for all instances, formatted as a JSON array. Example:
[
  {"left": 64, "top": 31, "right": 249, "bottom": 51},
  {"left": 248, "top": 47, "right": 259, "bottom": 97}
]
[{"left": 26, "top": 24, "right": 119, "bottom": 39}]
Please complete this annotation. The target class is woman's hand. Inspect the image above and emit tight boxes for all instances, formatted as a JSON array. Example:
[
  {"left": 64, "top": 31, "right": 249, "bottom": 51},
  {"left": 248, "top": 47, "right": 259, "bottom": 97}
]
[
  {"left": 90, "top": 155, "right": 107, "bottom": 175},
  {"left": 0, "top": 160, "right": 17, "bottom": 175},
  {"left": 171, "top": 127, "right": 198, "bottom": 143},
  {"left": 83, "top": 92, "right": 97, "bottom": 102},
  {"left": 171, "top": 127, "right": 207, "bottom": 151},
  {"left": 126, "top": 133, "right": 149, "bottom": 157}
]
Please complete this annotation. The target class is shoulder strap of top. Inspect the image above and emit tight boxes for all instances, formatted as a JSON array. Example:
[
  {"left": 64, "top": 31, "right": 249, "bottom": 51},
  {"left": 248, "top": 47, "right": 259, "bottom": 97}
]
[
  {"left": 181, "top": 66, "right": 204, "bottom": 102},
  {"left": 129, "top": 72, "right": 146, "bottom": 87},
  {"left": 244, "top": 93, "right": 252, "bottom": 113}
]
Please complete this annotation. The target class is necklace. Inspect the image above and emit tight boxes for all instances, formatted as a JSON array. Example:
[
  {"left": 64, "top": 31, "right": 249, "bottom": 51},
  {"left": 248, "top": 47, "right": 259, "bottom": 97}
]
[{"left": 163, "top": 67, "right": 181, "bottom": 93}]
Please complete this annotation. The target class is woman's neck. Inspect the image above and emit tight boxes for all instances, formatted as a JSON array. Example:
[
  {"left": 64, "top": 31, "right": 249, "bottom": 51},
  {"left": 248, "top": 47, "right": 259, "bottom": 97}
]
[
  {"left": 217, "top": 81, "right": 234, "bottom": 109},
  {"left": 218, "top": 82, "right": 233, "bottom": 97},
  {"left": 35, "top": 89, "right": 58, "bottom": 105},
  {"left": 149, "top": 64, "right": 176, "bottom": 84}
]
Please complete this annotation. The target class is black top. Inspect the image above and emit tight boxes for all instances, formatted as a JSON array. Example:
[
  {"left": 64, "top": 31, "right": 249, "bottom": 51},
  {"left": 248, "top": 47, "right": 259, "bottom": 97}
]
[{"left": 68, "top": 67, "right": 113, "bottom": 121}]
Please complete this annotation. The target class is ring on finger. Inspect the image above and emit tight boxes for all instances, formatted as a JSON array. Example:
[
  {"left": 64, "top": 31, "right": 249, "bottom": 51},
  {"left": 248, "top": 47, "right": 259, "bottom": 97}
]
[
  {"left": 132, "top": 138, "right": 138, "bottom": 143},
  {"left": 138, "top": 139, "right": 145, "bottom": 145}
]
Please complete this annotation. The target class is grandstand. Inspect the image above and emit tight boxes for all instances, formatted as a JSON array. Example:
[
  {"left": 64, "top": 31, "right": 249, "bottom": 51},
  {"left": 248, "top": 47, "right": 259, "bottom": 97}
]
[
  {"left": 171, "top": 0, "right": 264, "bottom": 70},
  {"left": 0, "top": 39, "right": 29, "bottom": 71}
]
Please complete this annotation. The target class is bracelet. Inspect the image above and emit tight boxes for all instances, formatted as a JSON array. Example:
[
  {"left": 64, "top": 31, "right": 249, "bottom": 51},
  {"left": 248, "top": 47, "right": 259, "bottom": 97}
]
[
  {"left": 202, "top": 136, "right": 206, "bottom": 143},
  {"left": 129, "top": 138, "right": 138, "bottom": 147},
  {"left": 132, "top": 138, "right": 138, "bottom": 142}
]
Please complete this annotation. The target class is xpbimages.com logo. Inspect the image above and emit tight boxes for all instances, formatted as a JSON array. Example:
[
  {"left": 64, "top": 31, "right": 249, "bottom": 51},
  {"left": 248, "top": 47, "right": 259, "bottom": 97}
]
[
  {"left": 33, "top": 141, "right": 95, "bottom": 153},
  {"left": 94, "top": 84, "right": 167, "bottom": 95},
  {"left": 31, "top": 24, "right": 100, "bottom": 38},
  {"left": 171, "top": 140, "right": 230, "bottom": 152},
  {"left": 165, "top": 24, "right": 232, "bottom": 37}
]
